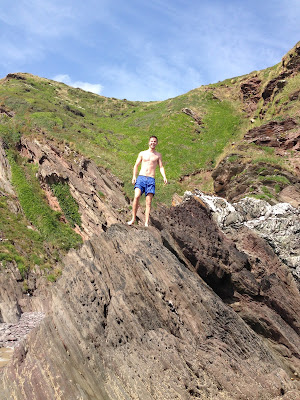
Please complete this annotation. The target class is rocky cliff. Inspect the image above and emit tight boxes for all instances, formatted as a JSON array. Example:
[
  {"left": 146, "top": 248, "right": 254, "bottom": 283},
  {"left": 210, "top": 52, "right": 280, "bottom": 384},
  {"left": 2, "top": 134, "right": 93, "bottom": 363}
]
[
  {"left": 212, "top": 42, "right": 300, "bottom": 206},
  {"left": 0, "top": 138, "right": 300, "bottom": 399},
  {"left": 1, "top": 222, "right": 300, "bottom": 400},
  {"left": 0, "top": 42, "right": 299, "bottom": 399}
]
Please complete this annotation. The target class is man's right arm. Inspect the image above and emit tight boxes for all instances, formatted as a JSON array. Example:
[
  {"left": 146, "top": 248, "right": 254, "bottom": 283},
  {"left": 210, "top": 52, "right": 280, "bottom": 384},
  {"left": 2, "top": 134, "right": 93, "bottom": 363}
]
[{"left": 132, "top": 152, "right": 143, "bottom": 184}]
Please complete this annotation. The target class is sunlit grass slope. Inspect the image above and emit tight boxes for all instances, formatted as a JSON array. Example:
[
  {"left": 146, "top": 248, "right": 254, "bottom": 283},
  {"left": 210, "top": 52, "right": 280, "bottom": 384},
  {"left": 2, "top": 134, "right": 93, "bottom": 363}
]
[
  {"left": 0, "top": 73, "right": 244, "bottom": 203},
  {"left": 0, "top": 41, "right": 299, "bottom": 287}
]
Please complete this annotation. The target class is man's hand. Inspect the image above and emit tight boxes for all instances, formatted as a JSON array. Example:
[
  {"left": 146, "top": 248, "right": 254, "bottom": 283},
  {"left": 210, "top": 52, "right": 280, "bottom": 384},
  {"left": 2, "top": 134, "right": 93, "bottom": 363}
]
[
  {"left": 163, "top": 177, "right": 168, "bottom": 185},
  {"left": 132, "top": 177, "right": 137, "bottom": 185}
]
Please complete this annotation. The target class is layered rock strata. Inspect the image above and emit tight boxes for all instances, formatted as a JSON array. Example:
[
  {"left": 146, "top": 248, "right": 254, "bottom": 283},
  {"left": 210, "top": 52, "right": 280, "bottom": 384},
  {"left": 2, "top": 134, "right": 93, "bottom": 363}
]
[
  {"left": 1, "top": 224, "right": 299, "bottom": 399},
  {"left": 211, "top": 154, "right": 300, "bottom": 206},
  {"left": 19, "top": 137, "right": 130, "bottom": 238},
  {"left": 1, "top": 138, "right": 300, "bottom": 399},
  {"left": 0, "top": 140, "right": 24, "bottom": 323},
  {"left": 188, "top": 191, "right": 300, "bottom": 275},
  {"left": 152, "top": 195, "right": 300, "bottom": 381}
]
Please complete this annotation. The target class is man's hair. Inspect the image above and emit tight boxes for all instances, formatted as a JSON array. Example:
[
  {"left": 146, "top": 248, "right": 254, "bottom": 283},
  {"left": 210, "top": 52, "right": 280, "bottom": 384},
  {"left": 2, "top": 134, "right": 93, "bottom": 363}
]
[{"left": 149, "top": 135, "right": 158, "bottom": 142}]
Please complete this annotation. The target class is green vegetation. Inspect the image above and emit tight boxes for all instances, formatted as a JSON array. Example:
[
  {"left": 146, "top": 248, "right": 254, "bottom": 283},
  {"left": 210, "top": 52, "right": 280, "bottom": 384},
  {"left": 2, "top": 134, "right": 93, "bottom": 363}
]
[
  {"left": 0, "top": 74, "right": 244, "bottom": 203},
  {"left": 51, "top": 181, "right": 81, "bottom": 227},
  {"left": 7, "top": 151, "right": 81, "bottom": 249},
  {"left": 248, "top": 193, "right": 271, "bottom": 201},
  {"left": 0, "top": 148, "right": 82, "bottom": 287},
  {"left": 262, "top": 186, "right": 274, "bottom": 199},
  {"left": 0, "top": 193, "right": 51, "bottom": 281},
  {"left": 258, "top": 175, "right": 290, "bottom": 185},
  {"left": 0, "top": 43, "right": 299, "bottom": 285},
  {"left": 227, "top": 155, "right": 240, "bottom": 163}
]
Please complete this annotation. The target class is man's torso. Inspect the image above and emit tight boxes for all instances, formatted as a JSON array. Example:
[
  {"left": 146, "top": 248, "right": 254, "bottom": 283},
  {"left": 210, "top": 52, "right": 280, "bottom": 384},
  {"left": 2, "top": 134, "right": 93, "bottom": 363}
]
[{"left": 139, "top": 150, "right": 160, "bottom": 178}]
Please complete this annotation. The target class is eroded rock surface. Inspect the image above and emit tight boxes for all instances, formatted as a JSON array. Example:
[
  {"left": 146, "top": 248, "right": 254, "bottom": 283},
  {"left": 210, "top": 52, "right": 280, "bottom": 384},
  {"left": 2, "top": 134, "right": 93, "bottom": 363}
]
[
  {"left": 152, "top": 195, "right": 300, "bottom": 382},
  {"left": 19, "top": 137, "right": 130, "bottom": 238},
  {"left": 0, "top": 139, "right": 14, "bottom": 196},
  {"left": 188, "top": 191, "right": 300, "bottom": 274},
  {"left": 244, "top": 118, "right": 299, "bottom": 150},
  {"left": 0, "top": 312, "right": 45, "bottom": 348},
  {"left": 1, "top": 224, "right": 299, "bottom": 399},
  {"left": 240, "top": 76, "right": 262, "bottom": 114},
  {"left": 211, "top": 154, "right": 300, "bottom": 205}
]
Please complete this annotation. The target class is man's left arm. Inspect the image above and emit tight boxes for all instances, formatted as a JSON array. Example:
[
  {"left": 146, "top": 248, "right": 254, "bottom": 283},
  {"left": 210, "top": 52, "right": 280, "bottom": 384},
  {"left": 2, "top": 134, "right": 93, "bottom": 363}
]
[{"left": 158, "top": 155, "right": 168, "bottom": 184}]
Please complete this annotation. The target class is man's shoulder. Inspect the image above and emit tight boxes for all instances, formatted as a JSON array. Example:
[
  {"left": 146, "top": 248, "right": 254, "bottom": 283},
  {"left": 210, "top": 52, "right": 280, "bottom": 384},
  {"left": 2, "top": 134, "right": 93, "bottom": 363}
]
[{"left": 139, "top": 150, "right": 147, "bottom": 157}]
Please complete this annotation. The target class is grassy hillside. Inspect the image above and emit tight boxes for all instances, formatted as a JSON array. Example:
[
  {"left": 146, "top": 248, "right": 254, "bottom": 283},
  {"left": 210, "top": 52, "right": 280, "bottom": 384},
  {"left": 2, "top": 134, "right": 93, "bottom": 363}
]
[
  {"left": 0, "top": 72, "right": 246, "bottom": 203},
  {"left": 0, "top": 42, "right": 299, "bottom": 288}
]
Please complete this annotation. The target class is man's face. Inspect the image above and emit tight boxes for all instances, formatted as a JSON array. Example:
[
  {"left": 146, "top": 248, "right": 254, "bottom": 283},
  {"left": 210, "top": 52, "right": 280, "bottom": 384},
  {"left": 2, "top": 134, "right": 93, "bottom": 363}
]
[{"left": 149, "top": 138, "right": 158, "bottom": 149}]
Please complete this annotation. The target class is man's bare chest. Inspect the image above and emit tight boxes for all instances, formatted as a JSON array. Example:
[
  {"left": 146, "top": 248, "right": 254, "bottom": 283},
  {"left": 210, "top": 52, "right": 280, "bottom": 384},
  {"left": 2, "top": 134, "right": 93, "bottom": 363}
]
[{"left": 142, "top": 152, "right": 159, "bottom": 164}]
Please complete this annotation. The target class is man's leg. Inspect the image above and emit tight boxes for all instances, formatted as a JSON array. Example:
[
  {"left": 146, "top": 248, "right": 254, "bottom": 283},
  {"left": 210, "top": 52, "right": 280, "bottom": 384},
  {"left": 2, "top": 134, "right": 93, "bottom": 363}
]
[
  {"left": 145, "top": 193, "right": 153, "bottom": 227},
  {"left": 128, "top": 188, "right": 142, "bottom": 225}
]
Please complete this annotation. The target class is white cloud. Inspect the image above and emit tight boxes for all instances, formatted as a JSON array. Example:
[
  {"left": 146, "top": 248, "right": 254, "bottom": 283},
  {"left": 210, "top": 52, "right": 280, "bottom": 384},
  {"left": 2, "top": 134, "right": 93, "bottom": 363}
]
[
  {"left": 97, "top": 48, "right": 203, "bottom": 101},
  {"left": 53, "top": 74, "right": 103, "bottom": 95},
  {"left": 1, "top": 0, "right": 299, "bottom": 100}
]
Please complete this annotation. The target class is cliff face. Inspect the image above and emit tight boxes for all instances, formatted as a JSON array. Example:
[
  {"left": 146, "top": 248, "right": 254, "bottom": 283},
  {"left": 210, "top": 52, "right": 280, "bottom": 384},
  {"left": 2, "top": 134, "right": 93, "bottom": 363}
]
[
  {"left": 0, "top": 137, "right": 300, "bottom": 399},
  {"left": 1, "top": 223, "right": 300, "bottom": 400},
  {"left": 0, "top": 43, "right": 299, "bottom": 399},
  {"left": 212, "top": 42, "right": 300, "bottom": 206},
  {"left": 19, "top": 136, "right": 130, "bottom": 239}
]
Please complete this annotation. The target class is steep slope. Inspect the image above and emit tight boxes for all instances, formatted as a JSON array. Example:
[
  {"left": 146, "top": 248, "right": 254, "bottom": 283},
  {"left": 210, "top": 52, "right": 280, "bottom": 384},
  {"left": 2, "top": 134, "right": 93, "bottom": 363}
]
[
  {"left": 0, "top": 136, "right": 300, "bottom": 398},
  {"left": 1, "top": 222, "right": 300, "bottom": 399},
  {"left": 0, "top": 136, "right": 130, "bottom": 324},
  {"left": 212, "top": 41, "right": 300, "bottom": 205},
  {"left": 1, "top": 44, "right": 299, "bottom": 206},
  {"left": 0, "top": 42, "right": 299, "bottom": 399}
]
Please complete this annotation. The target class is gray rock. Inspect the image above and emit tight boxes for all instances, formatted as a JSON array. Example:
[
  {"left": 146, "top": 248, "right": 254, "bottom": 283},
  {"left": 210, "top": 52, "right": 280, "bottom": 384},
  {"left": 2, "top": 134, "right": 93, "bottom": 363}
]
[
  {"left": 1, "top": 224, "right": 299, "bottom": 399},
  {"left": 0, "top": 139, "right": 15, "bottom": 195},
  {"left": 191, "top": 191, "right": 300, "bottom": 274}
]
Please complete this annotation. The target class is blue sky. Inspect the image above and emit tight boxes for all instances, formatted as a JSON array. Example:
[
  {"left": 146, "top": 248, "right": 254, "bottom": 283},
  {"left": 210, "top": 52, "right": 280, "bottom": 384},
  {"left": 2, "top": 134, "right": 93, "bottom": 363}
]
[{"left": 0, "top": 0, "right": 299, "bottom": 101}]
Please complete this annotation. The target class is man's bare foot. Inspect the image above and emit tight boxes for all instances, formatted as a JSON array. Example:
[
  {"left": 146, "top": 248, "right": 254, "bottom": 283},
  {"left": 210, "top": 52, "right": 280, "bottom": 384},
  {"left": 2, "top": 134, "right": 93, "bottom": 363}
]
[
  {"left": 127, "top": 219, "right": 135, "bottom": 226},
  {"left": 145, "top": 222, "right": 149, "bottom": 227}
]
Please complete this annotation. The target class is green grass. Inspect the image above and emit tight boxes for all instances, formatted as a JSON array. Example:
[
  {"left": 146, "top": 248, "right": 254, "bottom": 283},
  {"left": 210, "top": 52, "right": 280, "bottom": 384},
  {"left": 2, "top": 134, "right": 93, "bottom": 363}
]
[
  {"left": 0, "top": 149, "right": 82, "bottom": 285},
  {"left": 247, "top": 194, "right": 272, "bottom": 201},
  {"left": 50, "top": 181, "right": 81, "bottom": 227},
  {"left": 0, "top": 195, "right": 45, "bottom": 279},
  {"left": 7, "top": 150, "right": 82, "bottom": 250},
  {"left": 0, "top": 56, "right": 298, "bottom": 285},
  {"left": 0, "top": 74, "right": 244, "bottom": 205},
  {"left": 258, "top": 175, "right": 290, "bottom": 185}
]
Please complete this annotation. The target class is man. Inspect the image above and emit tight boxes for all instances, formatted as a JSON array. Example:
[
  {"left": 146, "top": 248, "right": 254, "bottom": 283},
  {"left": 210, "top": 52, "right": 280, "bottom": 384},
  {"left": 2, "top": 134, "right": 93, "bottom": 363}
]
[{"left": 127, "top": 135, "right": 167, "bottom": 227}]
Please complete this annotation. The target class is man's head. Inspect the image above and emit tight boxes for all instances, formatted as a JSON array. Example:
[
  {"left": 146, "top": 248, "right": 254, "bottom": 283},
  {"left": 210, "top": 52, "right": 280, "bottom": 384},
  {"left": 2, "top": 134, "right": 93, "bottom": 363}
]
[{"left": 149, "top": 135, "right": 158, "bottom": 149}]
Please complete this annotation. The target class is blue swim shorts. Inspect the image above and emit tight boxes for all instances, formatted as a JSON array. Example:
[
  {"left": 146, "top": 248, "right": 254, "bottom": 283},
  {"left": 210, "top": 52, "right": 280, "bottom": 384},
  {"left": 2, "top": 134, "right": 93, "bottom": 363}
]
[{"left": 134, "top": 175, "right": 155, "bottom": 196}]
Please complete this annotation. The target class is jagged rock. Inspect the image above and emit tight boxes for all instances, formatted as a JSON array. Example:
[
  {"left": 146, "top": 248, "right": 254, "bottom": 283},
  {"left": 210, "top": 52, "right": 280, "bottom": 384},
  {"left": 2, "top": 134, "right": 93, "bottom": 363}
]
[
  {"left": 244, "top": 118, "right": 299, "bottom": 150},
  {"left": 1, "top": 224, "right": 299, "bottom": 399},
  {"left": 282, "top": 42, "right": 300, "bottom": 72},
  {"left": 0, "top": 106, "right": 14, "bottom": 118},
  {"left": 19, "top": 137, "right": 130, "bottom": 238},
  {"left": 258, "top": 42, "right": 300, "bottom": 117},
  {"left": 152, "top": 195, "right": 300, "bottom": 380},
  {"left": 181, "top": 108, "right": 203, "bottom": 126},
  {"left": 240, "top": 76, "right": 262, "bottom": 114},
  {"left": 190, "top": 191, "right": 300, "bottom": 274},
  {"left": 212, "top": 154, "right": 300, "bottom": 204},
  {"left": 0, "top": 139, "right": 15, "bottom": 195}
]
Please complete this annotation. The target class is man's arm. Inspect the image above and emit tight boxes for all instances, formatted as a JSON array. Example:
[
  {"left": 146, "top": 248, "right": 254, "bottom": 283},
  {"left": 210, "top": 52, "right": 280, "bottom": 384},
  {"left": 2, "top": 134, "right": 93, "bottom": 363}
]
[
  {"left": 132, "top": 152, "right": 143, "bottom": 184},
  {"left": 158, "top": 155, "right": 168, "bottom": 184}
]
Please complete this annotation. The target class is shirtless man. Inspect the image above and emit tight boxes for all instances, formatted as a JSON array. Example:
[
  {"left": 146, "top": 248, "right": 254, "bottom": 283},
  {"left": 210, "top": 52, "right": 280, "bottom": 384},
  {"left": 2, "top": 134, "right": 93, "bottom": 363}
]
[{"left": 127, "top": 136, "right": 167, "bottom": 227}]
